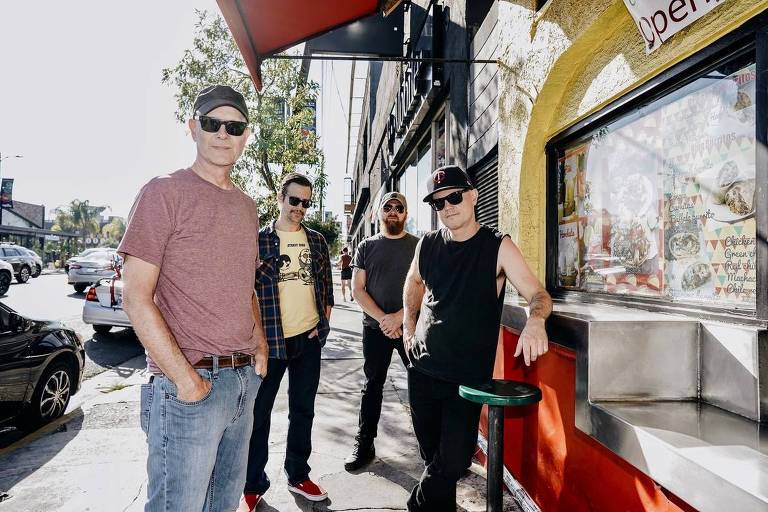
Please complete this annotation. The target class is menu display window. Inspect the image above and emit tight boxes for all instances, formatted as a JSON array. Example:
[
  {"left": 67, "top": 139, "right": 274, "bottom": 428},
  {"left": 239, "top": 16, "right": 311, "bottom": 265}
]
[{"left": 555, "top": 57, "right": 757, "bottom": 310}]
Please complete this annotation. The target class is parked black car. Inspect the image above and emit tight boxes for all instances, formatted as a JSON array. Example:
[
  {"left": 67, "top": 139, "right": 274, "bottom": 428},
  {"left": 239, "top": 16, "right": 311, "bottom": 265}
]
[
  {"left": 0, "top": 245, "right": 38, "bottom": 283},
  {"left": 0, "top": 302, "right": 85, "bottom": 428}
]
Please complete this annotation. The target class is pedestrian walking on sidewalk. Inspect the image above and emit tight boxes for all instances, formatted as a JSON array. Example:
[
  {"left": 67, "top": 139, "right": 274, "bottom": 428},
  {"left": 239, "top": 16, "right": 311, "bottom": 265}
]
[
  {"left": 239, "top": 172, "right": 334, "bottom": 511},
  {"left": 339, "top": 247, "right": 353, "bottom": 301},
  {"left": 402, "top": 164, "right": 552, "bottom": 511},
  {"left": 344, "top": 192, "right": 418, "bottom": 471},
  {"left": 119, "top": 85, "right": 268, "bottom": 512}
]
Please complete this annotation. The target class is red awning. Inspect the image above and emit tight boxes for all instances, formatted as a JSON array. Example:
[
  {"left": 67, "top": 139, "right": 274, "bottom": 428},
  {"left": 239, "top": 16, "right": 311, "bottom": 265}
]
[{"left": 217, "top": 0, "right": 401, "bottom": 90}]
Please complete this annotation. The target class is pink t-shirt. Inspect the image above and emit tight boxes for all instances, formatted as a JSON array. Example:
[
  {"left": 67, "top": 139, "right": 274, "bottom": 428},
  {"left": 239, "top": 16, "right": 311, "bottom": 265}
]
[{"left": 118, "top": 168, "right": 260, "bottom": 374}]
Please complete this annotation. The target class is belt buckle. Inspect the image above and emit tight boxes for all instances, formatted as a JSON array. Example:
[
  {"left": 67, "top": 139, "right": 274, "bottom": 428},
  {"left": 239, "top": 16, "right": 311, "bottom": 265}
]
[{"left": 230, "top": 354, "right": 237, "bottom": 368}]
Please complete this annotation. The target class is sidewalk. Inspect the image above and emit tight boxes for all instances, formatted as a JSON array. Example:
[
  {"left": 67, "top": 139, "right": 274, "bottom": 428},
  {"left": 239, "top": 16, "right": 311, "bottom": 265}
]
[
  {"left": 0, "top": 275, "right": 519, "bottom": 511},
  {"left": 40, "top": 268, "right": 65, "bottom": 275}
]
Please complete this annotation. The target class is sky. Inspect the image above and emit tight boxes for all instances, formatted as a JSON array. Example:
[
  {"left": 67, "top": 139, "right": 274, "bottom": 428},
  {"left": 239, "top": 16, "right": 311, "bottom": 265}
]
[{"left": 0, "top": 1, "right": 350, "bottom": 224}]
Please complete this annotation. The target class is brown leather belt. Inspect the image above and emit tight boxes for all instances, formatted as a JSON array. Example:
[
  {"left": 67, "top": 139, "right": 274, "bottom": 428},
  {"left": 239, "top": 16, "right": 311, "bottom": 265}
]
[{"left": 192, "top": 353, "right": 254, "bottom": 370}]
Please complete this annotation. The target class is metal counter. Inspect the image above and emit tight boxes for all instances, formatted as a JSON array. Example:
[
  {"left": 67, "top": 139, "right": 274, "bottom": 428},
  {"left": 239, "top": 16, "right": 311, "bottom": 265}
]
[{"left": 502, "top": 300, "right": 768, "bottom": 512}]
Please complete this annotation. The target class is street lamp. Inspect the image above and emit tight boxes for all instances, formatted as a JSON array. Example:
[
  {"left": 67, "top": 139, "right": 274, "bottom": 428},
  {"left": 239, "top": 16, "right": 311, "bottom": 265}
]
[{"left": 0, "top": 152, "right": 23, "bottom": 235}]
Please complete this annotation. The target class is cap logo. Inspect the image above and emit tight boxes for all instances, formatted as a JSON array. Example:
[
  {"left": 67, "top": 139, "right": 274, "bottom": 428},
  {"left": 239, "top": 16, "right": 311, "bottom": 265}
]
[{"left": 433, "top": 170, "right": 446, "bottom": 184}]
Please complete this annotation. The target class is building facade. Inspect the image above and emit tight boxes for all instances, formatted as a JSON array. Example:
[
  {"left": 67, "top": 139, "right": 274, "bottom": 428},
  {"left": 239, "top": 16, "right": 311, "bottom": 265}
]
[
  {"left": 495, "top": 1, "right": 768, "bottom": 511},
  {"left": 346, "top": 0, "right": 501, "bottom": 246}
]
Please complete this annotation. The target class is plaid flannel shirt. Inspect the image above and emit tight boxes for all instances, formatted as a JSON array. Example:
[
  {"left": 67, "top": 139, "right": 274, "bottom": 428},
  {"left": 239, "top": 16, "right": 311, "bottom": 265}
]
[{"left": 255, "top": 222, "right": 334, "bottom": 360}]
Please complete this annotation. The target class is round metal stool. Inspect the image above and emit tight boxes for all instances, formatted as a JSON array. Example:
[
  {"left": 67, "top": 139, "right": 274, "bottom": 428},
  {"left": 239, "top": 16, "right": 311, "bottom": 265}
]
[{"left": 459, "top": 380, "right": 542, "bottom": 512}]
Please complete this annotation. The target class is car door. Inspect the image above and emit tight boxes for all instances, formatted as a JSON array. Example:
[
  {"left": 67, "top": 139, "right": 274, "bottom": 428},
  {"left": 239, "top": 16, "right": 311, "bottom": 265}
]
[
  {"left": 2, "top": 248, "right": 20, "bottom": 273},
  {"left": 0, "top": 306, "right": 33, "bottom": 422}
]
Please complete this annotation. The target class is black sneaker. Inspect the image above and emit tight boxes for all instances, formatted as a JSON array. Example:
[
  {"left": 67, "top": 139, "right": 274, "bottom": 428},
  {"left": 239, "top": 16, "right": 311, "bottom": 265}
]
[{"left": 344, "top": 438, "right": 375, "bottom": 471}]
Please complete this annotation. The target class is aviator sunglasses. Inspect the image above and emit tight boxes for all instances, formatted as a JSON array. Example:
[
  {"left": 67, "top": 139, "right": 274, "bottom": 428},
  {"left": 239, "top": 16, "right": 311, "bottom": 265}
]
[
  {"left": 287, "top": 196, "right": 312, "bottom": 208},
  {"left": 429, "top": 189, "right": 467, "bottom": 212},
  {"left": 382, "top": 203, "right": 405, "bottom": 214},
  {"left": 197, "top": 115, "right": 249, "bottom": 136}
]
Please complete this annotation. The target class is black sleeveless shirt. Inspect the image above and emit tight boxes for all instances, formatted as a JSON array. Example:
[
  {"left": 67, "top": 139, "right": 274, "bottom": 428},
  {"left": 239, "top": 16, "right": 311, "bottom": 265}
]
[{"left": 411, "top": 225, "right": 507, "bottom": 387}]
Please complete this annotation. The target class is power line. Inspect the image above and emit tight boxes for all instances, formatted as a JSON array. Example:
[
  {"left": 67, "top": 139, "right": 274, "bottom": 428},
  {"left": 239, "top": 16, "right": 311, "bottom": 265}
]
[{"left": 330, "top": 61, "right": 349, "bottom": 126}]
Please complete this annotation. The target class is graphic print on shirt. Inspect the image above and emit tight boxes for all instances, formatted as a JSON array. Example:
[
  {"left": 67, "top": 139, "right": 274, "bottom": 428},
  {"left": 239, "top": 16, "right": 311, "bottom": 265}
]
[{"left": 278, "top": 245, "right": 314, "bottom": 285}]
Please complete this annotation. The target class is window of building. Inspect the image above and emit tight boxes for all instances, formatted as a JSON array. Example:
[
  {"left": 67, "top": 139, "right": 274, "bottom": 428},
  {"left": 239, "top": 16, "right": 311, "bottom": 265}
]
[
  {"left": 399, "top": 158, "right": 417, "bottom": 234},
  {"left": 550, "top": 44, "right": 761, "bottom": 314},
  {"left": 416, "top": 141, "right": 433, "bottom": 236},
  {"left": 434, "top": 112, "right": 447, "bottom": 168},
  {"left": 398, "top": 138, "right": 433, "bottom": 237}
]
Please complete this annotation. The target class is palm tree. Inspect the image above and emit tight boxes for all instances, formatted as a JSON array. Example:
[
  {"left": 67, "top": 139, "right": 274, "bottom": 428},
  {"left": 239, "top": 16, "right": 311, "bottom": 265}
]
[{"left": 52, "top": 200, "right": 107, "bottom": 238}]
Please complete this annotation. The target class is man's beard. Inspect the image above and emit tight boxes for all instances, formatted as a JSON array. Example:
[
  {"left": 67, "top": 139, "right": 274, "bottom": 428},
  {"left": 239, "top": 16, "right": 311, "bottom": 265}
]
[{"left": 383, "top": 217, "right": 404, "bottom": 235}]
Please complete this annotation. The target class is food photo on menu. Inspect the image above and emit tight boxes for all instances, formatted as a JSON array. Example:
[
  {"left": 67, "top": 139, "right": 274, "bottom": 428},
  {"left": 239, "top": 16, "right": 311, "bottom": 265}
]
[{"left": 660, "top": 60, "right": 757, "bottom": 306}]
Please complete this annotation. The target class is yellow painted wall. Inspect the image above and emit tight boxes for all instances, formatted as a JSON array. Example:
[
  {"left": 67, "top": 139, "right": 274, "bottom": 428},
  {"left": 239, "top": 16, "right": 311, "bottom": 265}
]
[{"left": 497, "top": 0, "right": 768, "bottom": 281}]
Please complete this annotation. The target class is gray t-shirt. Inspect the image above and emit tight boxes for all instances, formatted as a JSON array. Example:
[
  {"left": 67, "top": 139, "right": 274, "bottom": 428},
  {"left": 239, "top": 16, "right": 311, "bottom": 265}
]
[{"left": 353, "top": 233, "right": 419, "bottom": 328}]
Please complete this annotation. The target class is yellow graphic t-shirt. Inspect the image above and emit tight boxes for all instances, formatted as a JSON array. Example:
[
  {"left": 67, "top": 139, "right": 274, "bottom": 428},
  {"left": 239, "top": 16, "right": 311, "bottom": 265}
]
[{"left": 276, "top": 228, "right": 320, "bottom": 337}]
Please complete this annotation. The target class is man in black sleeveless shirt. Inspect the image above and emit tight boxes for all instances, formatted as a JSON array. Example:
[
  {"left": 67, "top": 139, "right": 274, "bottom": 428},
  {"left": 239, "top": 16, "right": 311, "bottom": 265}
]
[
  {"left": 402, "top": 165, "right": 552, "bottom": 511},
  {"left": 344, "top": 191, "right": 418, "bottom": 471}
]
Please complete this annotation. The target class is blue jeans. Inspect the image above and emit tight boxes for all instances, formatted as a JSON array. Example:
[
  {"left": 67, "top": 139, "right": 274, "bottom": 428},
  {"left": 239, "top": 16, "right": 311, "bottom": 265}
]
[{"left": 140, "top": 365, "right": 262, "bottom": 512}]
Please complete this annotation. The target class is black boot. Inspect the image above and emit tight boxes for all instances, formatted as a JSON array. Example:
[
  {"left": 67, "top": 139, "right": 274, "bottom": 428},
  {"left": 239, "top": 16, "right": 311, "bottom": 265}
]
[{"left": 344, "top": 436, "right": 375, "bottom": 471}]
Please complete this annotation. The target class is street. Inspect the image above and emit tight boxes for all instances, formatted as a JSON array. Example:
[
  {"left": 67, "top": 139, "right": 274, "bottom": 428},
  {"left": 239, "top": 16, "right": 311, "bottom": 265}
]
[{"left": 0, "top": 272, "right": 143, "bottom": 448}]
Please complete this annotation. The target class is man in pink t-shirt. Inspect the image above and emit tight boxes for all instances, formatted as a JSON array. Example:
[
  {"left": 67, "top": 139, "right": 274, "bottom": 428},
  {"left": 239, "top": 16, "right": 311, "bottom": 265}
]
[{"left": 119, "top": 85, "right": 268, "bottom": 512}]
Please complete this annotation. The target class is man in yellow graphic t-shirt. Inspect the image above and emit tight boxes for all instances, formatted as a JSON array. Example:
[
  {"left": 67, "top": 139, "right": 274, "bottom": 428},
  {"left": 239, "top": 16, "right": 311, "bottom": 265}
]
[
  {"left": 277, "top": 231, "right": 320, "bottom": 336},
  {"left": 241, "top": 172, "right": 334, "bottom": 510}
]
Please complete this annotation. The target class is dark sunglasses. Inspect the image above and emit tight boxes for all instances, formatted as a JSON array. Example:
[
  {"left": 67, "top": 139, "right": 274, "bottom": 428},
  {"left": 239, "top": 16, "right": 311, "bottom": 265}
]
[
  {"left": 287, "top": 195, "right": 312, "bottom": 208},
  {"left": 198, "top": 115, "right": 249, "bottom": 136},
  {"left": 429, "top": 189, "right": 467, "bottom": 211},
  {"left": 382, "top": 204, "right": 405, "bottom": 214}
]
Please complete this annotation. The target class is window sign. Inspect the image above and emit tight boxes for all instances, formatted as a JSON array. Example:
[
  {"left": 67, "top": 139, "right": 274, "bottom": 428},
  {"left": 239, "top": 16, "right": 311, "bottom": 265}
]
[
  {"left": 556, "top": 59, "right": 756, "bottom": 309},
  {"left": 623, "top": 0, "right": 730, "bottom": 54}
]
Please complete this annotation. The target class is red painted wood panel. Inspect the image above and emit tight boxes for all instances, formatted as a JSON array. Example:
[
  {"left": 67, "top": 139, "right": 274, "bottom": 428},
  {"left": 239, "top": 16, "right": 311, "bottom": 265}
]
[{"left": 476, "top": 328, "right": 697, "bottom": 512}]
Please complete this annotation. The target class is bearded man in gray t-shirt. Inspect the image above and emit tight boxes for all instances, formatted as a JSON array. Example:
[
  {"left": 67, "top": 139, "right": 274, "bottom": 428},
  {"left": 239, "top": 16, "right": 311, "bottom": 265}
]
[
  {"left": 344, "top": 191, "right": 418, "bottom": 471},
  {"left": 119, "top": 85, "right": 268, "bottom": 512}
]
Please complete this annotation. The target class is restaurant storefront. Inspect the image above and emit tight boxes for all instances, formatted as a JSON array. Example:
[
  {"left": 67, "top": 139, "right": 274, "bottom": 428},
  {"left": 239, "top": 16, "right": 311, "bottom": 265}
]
[
  {"left": 493, "top": 1, "right": 768, "bottom": 510},
  {"left": 220, "top": 0, "right": 766, "bottom": 510}
]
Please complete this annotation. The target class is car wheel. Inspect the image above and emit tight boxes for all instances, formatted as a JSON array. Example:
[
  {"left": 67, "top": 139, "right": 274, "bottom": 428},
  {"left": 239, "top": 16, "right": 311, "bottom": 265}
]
[
  {"left": 73, "top": 283, "right": 87, "bottom": 293},
  {"left": 16, "top": 266, "right": 31, "bottom": 283},
  {"left": 21, "top": 361, "right": 75, "bottom": 428},
  {"left": 93, "top": 325, "right": 112, "bottom": 334},
  {"left": 31, "top": 264, "right": 41, "bottom": 278},
  {"left": 0, "top": 272, "right": 10, "bottom": 295}
]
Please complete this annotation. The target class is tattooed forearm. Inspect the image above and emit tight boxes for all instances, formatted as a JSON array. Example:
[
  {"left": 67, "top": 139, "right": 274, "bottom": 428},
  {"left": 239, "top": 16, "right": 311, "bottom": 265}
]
[
  {"left": 528, "top": 290, "right": 552, "bottom": 320},
  {"left": 403, "top": 273, "right": 424, "bottom": 335}
]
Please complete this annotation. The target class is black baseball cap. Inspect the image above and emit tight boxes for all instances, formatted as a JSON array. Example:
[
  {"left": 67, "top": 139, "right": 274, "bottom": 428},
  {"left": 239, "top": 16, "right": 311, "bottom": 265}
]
[
  {"left": 422, "top": 165, "right": 474, "bottom": 202},
  {"left": 193, "top": 85, "right": 249, "bottom": 121}
]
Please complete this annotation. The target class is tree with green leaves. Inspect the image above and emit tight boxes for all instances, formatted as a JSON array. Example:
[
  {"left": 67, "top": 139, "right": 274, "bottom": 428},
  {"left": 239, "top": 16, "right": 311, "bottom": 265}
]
[
  {"left": 303, "top": 212, "right": 342, "bottom": 256},
  {"left": 162, "top": 9, "right": 327, "bottom": 223},
  {"left": 101, "top": 217, "right": 126, "bottom": 244}
]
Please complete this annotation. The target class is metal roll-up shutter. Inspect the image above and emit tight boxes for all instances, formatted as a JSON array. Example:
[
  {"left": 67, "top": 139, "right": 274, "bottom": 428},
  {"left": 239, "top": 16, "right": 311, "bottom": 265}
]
[{"left": 470, "top": 156, "right": 498, "bottom": 228}]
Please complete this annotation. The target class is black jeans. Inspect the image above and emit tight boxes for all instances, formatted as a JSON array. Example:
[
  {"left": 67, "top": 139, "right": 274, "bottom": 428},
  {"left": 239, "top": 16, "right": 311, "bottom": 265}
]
[
  {"left": 357, "top": 326, "right": 409, "bottom": 440},
  {"left": 407, "top": 368, "right": 482, "bottom": 511},
  {"left": 244, "top": 331, "right": 321, "bottom": 494}
]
